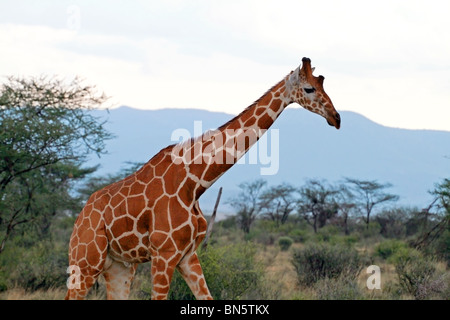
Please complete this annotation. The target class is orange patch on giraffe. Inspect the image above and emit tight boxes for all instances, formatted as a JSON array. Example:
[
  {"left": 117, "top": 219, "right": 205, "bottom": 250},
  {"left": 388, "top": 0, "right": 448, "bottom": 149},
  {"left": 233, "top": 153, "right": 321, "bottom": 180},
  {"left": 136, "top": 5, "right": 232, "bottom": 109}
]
[
  {"left": 164, "top": 164, "right": 185, "bottom": 195},
  {"left": 110, "top": 193, "right": 125, "bottom": 208},
  {"left": 136, "top": 165, "right": 154, "bottom": 182},
  {"left": 110, "top": 216, "right": 134, "bottom": 236},
  {"left": 92, "top": 195, "right": 107, "bottom": 212},
  {"left": 77, "top": 243, "right": 87, "bottom": 259},
  {"left": 123, "top": 176, "right": 135, "bottom": 187},
  {"left": 255, "top": 106, "right": 265, "bottom": 116},
  {"left": 138, "top": 247, "right": 148, "bottom": 258},
  {"left": 258, "top": 91, "right": 273, "bottom": 106},
  {"left": 225, "top": 119, "right": 241, "bottom": 130},
  {"left": 191, "top": 264, "right": 202, "bottom": 275},
  {"left": 172, "top": 224, "right": 192, "bottom": 250},
  {"left": 118, "top": 234, "right": 139, "bottom": 250},
  {"left": 189, "top": 274, "right": 198, "bottom": 282},
  {"left": 79, "top": 228, "right": 95, "bottom": 244},
  {"left": 257, "top": 113, "right": 274, "bottom": 129},
  {"left": 126, "top": 195, "right": 146, "bottom": 216},
  {"left": 146, "top": 178, "right": 164, "bottom": 206},
  {"left": 154, "top": 154, "right": 172, "bottom": 177},
  {"left": 270, "top": 99, "right": 282, "bottom": 113},
  {"left": 86, "top": 242, "right": 100, "bottom": 266},
  {"left": 89, "top": 210, "right": 101, "bottom": 230},
  {"left": 202, "top": 163, "right": 220, "bottom": 183},
  {"left": 95, "top": 234, "right": 108, "bottom": 251},
  {"left": 103, "top": 205, "right": 113, "bottom": 224},
  {"left": 154, "top": 213, "right": 171, "bottom": 234},
  {"left": 188, "top": 163, "right": 205, "bottom": 181},
  {"left": 136, "top": 212, "right": 150, "bottom": 234},
  {"left": 153, "top": 274, "right": 169, "bottom": 286},
  {"left": 120, "top": 186, "right": 130, "bottom": 197},
  {"left": 150, "top": 231, "right": 168, "bottom": 249},
  {"left": 154, "top": 197, "right": 169, "bottom": 216},
  {"left": 244, "top": 117, "right": 256, "bottom": 127},
  {"left": 130, "top": 181, "right": 145, "bottom": 195},
  {"left": 113, "top": 200, "right": 127, "bottom": 218},
  {"left": 78, "top": 258, "right": 88, "bottom": 269},
  {"left": 240, "top": 108, "right": 255, "bottom": 123},
  {"left": 94, "top": 188, "right": 109, "bottom": 199},
  {"left": 169, "top": 200, "right": 190, "bottom": 229}
]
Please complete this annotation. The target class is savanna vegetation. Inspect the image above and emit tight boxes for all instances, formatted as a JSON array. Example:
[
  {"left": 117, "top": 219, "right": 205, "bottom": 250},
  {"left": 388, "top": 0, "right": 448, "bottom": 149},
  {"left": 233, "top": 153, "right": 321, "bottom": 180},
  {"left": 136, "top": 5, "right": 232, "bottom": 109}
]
[{"left": 0, "top": 76, "right": 448, "bottom": 300}]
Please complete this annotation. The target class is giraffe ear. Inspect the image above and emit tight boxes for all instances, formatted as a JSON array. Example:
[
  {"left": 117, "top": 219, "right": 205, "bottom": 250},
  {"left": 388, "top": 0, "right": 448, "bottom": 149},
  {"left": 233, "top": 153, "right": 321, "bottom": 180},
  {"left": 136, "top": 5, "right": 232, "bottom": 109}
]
[{"left": 318, "top": 75, "right": 324, "bottom": 85}]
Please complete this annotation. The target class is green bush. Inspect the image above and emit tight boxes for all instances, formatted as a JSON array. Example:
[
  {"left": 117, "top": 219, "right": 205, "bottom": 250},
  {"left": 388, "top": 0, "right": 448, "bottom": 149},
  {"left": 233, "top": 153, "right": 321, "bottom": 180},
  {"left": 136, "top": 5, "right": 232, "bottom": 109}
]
[
  {"left": 374, "top": 239, "right": 408, "bottom": 261},
  {"left": 287, "top": 229, "right": 309, "bottom": 243},
  {"left": 278, "top": 236, "right": 293, "bottom": 251},
  {"left": 394, "top": 249, "right": 447, "bottom": 300},
  {"left": 292, "top": 243, "right": 363, "bottom": 287},
  {"left": 1, "top": 240, "right": 68, "bottom": 291}
]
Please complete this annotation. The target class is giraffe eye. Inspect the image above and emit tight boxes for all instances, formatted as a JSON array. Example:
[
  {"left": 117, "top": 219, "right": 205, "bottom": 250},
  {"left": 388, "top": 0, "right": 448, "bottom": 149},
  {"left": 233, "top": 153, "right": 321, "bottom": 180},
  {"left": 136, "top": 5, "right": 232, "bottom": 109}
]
[{"left": 304, "top": 87, "right": 316, "bottom": 94}]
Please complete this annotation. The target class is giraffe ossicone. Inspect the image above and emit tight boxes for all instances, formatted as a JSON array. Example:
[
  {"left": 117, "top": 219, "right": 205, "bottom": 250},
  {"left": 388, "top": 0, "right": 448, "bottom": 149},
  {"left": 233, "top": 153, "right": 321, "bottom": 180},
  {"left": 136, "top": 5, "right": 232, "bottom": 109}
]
[{"left": 65, "top": 57, "right": 340, "bottom": 300}]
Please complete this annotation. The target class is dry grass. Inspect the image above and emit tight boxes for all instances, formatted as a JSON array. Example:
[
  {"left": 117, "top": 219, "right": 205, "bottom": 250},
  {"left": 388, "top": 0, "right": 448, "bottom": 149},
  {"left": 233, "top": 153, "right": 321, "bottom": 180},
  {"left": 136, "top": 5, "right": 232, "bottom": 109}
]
[
  {"left": 1, "top": 242, "right": 447, "bottom": 300},
  {"left": 0, "top": 287, "right": 66, "bottom": 300},
  {"left": 256, "top": 243, "right": 309, "bottom": 299}
]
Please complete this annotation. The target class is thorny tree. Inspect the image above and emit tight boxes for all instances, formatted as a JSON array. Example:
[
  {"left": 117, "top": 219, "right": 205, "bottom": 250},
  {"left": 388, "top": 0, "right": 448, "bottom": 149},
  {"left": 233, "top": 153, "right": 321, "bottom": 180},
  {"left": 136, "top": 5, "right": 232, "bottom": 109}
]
[{"left": 0, "top": 76, "right": 112, "bottom": 253}]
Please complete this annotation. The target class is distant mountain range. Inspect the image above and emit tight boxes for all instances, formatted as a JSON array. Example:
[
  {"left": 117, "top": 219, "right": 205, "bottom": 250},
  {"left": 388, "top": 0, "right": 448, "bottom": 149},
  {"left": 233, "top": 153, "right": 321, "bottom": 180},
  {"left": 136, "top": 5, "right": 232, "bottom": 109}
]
[{"left": 87, "top": 106, "right": 450, "bottom": 217}]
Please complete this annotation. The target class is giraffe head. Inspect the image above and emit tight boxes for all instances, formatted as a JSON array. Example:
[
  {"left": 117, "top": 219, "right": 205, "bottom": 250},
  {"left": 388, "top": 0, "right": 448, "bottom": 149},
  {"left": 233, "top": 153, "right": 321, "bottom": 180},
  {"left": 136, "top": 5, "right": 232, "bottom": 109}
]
[{"left": 287, "top": 57, "right": 341, "bottom": 129}]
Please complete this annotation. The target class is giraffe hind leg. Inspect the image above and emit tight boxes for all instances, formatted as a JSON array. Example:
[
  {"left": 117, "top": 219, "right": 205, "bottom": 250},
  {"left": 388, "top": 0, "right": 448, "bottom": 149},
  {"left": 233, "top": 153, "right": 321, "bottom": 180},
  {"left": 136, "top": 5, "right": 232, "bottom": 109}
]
[
  {"left": 176, "top": 251, "right": 213, "bottom": 300},
  {"left": 102, "top": 256, "right": 138, "bottom": 300}
]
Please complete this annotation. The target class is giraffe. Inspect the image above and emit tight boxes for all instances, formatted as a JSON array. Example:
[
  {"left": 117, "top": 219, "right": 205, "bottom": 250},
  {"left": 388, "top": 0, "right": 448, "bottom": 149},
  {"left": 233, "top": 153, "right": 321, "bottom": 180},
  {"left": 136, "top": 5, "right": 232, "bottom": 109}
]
[{"left": 65, "top": 57, "right": 341, "bottom": 300}]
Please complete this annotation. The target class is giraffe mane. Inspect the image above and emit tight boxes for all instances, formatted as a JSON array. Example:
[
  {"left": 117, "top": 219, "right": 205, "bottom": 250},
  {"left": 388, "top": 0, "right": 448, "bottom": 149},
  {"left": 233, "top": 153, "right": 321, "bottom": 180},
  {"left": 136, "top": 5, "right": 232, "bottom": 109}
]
[{"left": 217, "top": 74, "right": 291, "bottom": 131}]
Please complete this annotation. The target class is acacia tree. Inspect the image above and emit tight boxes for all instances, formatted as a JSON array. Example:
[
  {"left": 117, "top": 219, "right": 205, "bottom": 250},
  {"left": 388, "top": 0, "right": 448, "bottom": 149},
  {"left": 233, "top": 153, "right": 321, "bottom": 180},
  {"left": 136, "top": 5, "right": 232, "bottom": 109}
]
[
  {"left": 0, "top": 76, "right": 112, "bottom": 253},
  {"left": 414, "top": 178, "right": 450, "bottom": 251},
  {"left": 334, "top": 184, "right": 357, "bottom": 235},
  {"left": 259, "top": 183, "right": 297, "bottom": 226},
  {"left": 296, "top": 179, "right": 339, "bottom": 233},
  {"left": 227, "top": 179, "right": 267, "bottom": 233},
  {"left": 344, "top": 177, "right": 399, "bottom": 230}
]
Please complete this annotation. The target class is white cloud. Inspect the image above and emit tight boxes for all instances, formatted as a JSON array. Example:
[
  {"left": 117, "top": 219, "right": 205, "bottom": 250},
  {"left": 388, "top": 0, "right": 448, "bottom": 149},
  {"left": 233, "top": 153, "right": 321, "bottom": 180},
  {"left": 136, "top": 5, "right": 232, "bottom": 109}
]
[{"left": 0, "top": 1, "right": 449, "bottom": 131}]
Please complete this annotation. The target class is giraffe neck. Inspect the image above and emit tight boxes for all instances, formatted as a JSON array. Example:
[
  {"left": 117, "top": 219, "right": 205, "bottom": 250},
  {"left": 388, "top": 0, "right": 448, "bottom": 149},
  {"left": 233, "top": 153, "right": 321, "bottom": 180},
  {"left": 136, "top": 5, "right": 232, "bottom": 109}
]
[{"left": 177, "top": 74, "right": 294, "bottom": 199}]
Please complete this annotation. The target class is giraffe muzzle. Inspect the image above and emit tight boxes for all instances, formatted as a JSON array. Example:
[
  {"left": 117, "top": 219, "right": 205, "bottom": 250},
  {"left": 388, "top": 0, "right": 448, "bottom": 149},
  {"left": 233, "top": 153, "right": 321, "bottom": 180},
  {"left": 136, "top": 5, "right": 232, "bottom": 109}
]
[{"left": 327, "top": 112, "right": 341, "bottom": 129}]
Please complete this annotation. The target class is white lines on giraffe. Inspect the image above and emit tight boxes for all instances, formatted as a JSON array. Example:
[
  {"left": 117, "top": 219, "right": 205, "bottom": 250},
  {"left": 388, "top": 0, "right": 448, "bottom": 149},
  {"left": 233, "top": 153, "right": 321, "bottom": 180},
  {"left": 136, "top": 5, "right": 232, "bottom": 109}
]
[{"left": 170, "top": 120, "right": 280, "bottom": 175}]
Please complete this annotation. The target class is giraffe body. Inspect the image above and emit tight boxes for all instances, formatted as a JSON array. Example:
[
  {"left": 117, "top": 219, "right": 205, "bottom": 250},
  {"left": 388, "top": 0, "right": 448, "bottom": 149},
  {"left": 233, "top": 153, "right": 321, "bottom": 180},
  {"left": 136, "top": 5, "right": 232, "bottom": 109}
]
[{"left": 66, "top": 57, "right": 340, "bottom": 300}]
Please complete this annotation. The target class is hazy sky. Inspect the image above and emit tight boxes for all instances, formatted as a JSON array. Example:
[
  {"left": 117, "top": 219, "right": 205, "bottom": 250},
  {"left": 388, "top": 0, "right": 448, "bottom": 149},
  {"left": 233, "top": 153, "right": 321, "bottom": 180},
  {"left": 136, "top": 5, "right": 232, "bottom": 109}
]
[{"left": 1, "top": 0, "right": 449, "bottom": 131}]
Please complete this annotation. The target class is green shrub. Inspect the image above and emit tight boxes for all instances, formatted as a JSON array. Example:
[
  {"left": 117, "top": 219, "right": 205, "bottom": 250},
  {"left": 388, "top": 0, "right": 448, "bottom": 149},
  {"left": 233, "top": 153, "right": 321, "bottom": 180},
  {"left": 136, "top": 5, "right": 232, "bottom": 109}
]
[
  {"left": 2, "top": 240, "right": 68, "bottom": 291},
  {"left": 287, "top": 229, "right": 309, "bottom": 243},
  {"left": 278, "top": 236, "right": 293, "bottom": 251},
  {"left": 394, "top": 249, "right": 447, "bottom": 300},
  {"left": 374, "top": 239, "right": 408, "bottom": 261},
  {"left": 314, "top": 225, "right": 340, "bottom": 242},
  {"left": 292, "top": 243, "right": 363, "bottom": 287}
]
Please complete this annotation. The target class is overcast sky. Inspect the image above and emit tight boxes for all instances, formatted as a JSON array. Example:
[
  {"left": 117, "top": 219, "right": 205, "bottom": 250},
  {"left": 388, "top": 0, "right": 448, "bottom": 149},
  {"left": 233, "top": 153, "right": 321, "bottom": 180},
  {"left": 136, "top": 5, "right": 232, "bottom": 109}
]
[{"left": 1, "top": 0, "right": 449, "bottom": 131}]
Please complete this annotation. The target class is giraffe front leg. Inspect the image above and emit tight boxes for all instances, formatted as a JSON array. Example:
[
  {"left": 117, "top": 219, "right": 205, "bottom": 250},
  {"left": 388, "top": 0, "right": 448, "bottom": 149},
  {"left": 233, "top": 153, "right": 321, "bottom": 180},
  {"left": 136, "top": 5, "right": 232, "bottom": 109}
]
[
  {"left": 151, "top": 251, "right": 180, "bottom": 300},
  {"left": 176, "top": 251, "right": 213, "bottom": 300}
]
